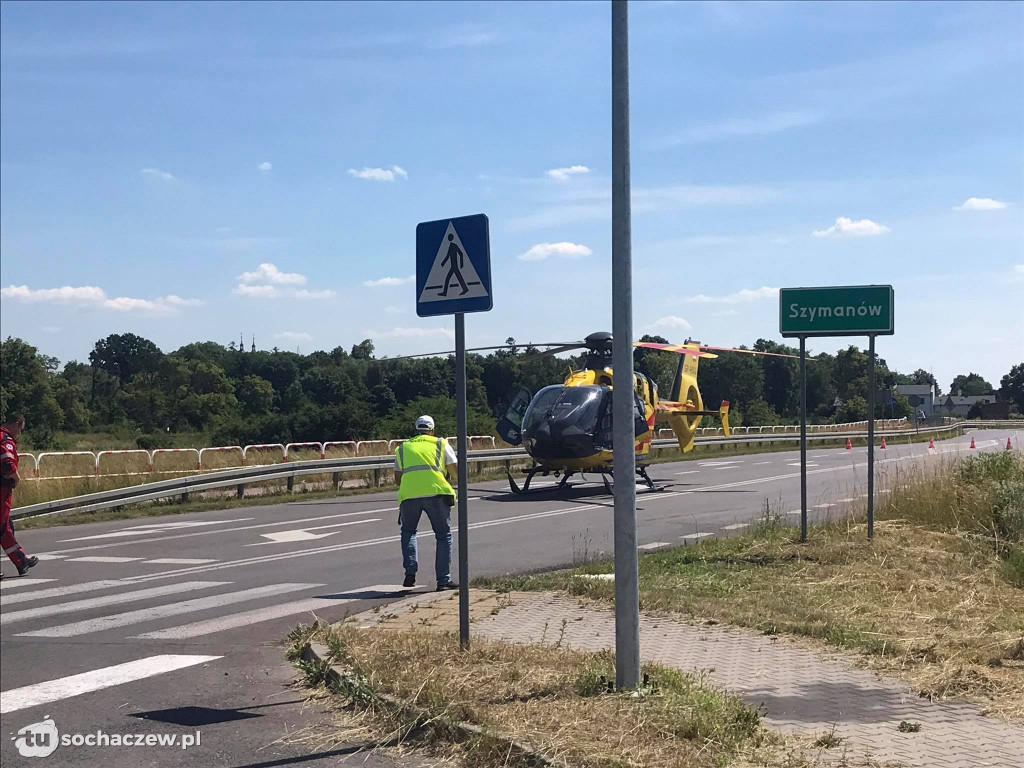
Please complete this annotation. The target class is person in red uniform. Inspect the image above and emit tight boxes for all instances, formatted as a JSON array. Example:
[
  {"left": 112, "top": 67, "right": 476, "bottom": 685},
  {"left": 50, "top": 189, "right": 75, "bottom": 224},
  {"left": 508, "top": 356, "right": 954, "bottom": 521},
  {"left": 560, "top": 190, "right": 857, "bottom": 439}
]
[{"left": 1, "top": 412, "right": 38, "bottom": 578}]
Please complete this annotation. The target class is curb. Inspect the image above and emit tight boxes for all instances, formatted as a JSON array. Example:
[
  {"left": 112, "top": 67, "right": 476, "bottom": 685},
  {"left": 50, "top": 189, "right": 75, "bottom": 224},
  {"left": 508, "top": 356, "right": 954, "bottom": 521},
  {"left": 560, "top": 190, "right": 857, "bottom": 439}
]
[{"left": 300, "top": 640, "right": 555, "bottom": 767}]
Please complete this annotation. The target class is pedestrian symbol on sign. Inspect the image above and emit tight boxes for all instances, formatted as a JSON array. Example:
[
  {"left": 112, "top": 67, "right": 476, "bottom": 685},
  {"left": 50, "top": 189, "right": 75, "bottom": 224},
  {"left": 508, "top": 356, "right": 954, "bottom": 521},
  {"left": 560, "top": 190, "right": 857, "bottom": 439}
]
[{"left": 418, "top": 221, "right": 488, "bottom": 304}]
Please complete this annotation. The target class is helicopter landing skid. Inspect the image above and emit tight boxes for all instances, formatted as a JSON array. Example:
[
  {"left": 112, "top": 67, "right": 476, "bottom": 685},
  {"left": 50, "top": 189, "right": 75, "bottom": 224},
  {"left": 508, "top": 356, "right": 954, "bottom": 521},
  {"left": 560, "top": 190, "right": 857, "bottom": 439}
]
[
  {"left": 601, "top": 465, "right": 664, "bottom": 494},
  {"left": 507, "top": 466, "right": 576, "bottom": 495}
]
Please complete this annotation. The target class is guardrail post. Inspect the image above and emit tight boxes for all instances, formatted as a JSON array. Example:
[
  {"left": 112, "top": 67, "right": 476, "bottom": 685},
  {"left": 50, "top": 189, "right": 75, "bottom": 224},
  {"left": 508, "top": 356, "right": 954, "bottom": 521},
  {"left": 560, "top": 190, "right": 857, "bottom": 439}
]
[
  {"left": 181, "top": 491, "right": 189, "bottom": 503},
  {"left": 236, "top": 484, "right": 244, "bottom": 498},
  {"left": 287, "top": 475, "right": 295, "bottom": 492},
  {"left": 332, "top": 472, "right": 341, "bottom": 490}
]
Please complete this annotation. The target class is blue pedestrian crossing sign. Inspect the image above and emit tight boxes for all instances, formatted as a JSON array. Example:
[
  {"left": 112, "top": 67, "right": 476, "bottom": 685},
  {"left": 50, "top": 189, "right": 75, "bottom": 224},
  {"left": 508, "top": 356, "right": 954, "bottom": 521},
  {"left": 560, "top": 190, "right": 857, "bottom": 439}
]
[{"left": 416, "top": 214, "right": 492, "bottom": 317}]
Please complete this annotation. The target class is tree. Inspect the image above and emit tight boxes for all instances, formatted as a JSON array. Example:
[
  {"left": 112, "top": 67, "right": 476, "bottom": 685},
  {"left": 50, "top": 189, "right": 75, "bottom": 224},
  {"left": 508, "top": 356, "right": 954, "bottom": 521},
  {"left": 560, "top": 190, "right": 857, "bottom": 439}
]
[
  {"left": 753, "top": 338, "right": 799, "bottom": 418},
  {"left": 235, "top": 375, "right": 275, "bottom": 416},
  {"left": 1000, "top": 363, "right": 1024, "bottom": 411},
  {"left": 119, "top": 372, "right": 167, "bottom": 431},
  {"left": 351, "top": 339, "right": 375, "bottom": 360},
  {"left": 835, "top": 395, "right": 868, "bottom": 423},
  {"left": 162, "top": 357, "right": 238, "bottom": 430},
  {"left": 910, "top": 369, "right": 940, "bottom": 395},
  {"left": 949, "top": 372, "right": 993, "bottom": 397},
  {"left": 89, "top": 333, "right": 163, "bottom": 383},
  {"left": 634, "top": 335, "right": 679, "bottom": 397},
  {"left": 743, "top": 398, "right": 780, "bottom": 427},
  {"left": 699, "top": 349, "right": 764, "bottom": 412},
  {"left": 0, "top": 337, "right": 65, "bottom": 435}
]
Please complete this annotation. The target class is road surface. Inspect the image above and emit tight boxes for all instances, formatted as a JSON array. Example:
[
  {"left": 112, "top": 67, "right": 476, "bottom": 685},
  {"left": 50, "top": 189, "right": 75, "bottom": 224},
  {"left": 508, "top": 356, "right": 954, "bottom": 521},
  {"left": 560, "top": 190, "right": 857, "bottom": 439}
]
[{"left": 1, "top": 430, "right": 1016, "bottom": 767}]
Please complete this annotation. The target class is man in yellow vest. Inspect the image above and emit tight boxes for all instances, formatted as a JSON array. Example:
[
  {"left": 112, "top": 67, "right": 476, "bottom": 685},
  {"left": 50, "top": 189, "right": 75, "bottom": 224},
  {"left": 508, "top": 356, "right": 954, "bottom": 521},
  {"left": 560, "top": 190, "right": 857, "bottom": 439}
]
[{"left": 394, "top": 415, "right": 458, "bottom": 590}]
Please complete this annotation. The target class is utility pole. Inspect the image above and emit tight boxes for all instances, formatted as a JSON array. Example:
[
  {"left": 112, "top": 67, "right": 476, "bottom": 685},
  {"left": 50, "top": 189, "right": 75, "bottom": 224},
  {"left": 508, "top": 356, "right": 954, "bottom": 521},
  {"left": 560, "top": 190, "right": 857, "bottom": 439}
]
[{"left": 611, "top": 0, "right": 640, "bottom": 690}]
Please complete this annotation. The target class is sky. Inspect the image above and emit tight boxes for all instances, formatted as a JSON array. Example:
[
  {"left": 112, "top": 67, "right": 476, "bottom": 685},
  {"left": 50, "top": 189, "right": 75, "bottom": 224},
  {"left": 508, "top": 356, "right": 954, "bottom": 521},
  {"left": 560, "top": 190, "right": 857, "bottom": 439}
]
[{"left": 1, "top": 0, "right": 1022, "bottom": 392}]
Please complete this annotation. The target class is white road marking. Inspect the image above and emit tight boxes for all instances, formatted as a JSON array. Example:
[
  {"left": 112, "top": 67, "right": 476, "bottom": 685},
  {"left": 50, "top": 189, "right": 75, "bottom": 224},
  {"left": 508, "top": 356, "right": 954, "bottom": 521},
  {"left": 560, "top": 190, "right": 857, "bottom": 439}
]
[
  {"left": 68, "top": 556, "right": 144, "bottom": 563},
  {"left": 43, "top": 508, "right": 393, "bottom": 557},
  {"left": 753, "top": 461, "right": 772, "bottom": 465},
  {"left": 0, "top": 578, "right": 57, "bottom": 591},
  {"left": 680, "top": 532, "right": 713, "bottom": 541},
  {"left": 698, "top": 461, "right": 742, "bottom": 467},
  {"left": 674, "top": 470, "right": 699, "bottom": 475},
  {"left": 19, "top": 583, "right": 321, "bottom": 638},
  {"left": 132, "top": 583, "right": 398, "bottom": 639},
  {"left": 788, "top": 462, "right": 818, "bottom": 467},
  {"left": 814, "top": 503, "right": 835, "bottom": 509},
  {"left": 58, "top": 518, "right": 255, "bottom": 543},
  {"left": 637, "top": 542, "right": 671, "bottom": 551},
  {"left": 0, "top": 580, "right": 123, "bottom": 605},
  {"left": 721, "top": 523, "right": 750, "bottom": 531},
  {"left": 2, "top": 582, "right": 229, "bottom": 623},
  {"left": 37, "top": 554, "right": 67, "bottom": 560},
  {"left": 0, "top": 654, "right": 222, "bottom": 715},
  {"left": 251, "top": 518, "right": 380, "bottom": 546},
  {"left": 836, "top": 498, "right": 856, "bottom": 503},
  {"left": 146, "top": 558, "right": 217, "bottom": 565}
]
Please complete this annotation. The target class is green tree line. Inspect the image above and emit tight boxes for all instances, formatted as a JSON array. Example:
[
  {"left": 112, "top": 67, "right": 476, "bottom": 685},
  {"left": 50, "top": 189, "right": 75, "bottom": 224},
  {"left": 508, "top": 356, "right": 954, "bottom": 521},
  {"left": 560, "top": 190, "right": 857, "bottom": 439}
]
[{"left": 1, "top": 333, "right": 1020, "bottom": 450}]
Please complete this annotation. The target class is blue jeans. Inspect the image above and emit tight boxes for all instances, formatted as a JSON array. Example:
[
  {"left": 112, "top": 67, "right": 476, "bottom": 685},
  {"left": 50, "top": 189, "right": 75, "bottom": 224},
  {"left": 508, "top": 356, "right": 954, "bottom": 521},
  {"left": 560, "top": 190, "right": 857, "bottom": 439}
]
[{"left": 399, "top": 495, "right": 453, "bottom": 585}]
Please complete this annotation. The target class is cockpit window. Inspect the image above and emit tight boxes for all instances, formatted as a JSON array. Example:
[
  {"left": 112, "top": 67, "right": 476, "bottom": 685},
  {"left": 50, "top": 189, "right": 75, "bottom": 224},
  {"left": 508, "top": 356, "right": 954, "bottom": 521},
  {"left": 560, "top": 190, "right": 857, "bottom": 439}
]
[{"left": 522, "top": 385, "right": 607, "bottom": 436}]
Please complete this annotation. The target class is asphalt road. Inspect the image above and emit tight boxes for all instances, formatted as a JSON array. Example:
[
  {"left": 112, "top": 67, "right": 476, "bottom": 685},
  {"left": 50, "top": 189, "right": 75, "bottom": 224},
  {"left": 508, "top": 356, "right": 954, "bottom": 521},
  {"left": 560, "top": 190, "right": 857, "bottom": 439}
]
[{"left": 1, "top": 430, "right": 1017, "bottom": 767}]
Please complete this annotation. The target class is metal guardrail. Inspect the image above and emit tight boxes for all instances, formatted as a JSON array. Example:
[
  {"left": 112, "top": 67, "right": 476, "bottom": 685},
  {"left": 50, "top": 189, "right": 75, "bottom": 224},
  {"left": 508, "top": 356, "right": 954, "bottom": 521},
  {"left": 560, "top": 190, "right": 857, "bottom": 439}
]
[{"left": 11, "top": 423, "right": 981, "bottom": 521}]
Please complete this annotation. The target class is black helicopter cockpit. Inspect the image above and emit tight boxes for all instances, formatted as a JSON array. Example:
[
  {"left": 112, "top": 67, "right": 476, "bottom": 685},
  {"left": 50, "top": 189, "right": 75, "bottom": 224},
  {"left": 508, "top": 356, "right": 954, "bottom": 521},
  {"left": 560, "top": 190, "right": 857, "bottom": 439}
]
[{"left": 521, "top": 384, "right": 612, "bottom": 460}]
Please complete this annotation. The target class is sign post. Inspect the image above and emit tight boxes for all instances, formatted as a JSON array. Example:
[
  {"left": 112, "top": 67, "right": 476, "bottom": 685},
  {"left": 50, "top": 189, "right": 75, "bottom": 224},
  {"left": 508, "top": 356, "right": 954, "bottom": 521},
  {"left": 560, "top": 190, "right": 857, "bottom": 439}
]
[
  {"left": 611, "top": 0, "right": 640, "bottom": 691},
  {"left": 781, "top": 285, "right": 894, "bottom": 541},
  {"left": 416, "top": 213, "right": 492, "bottom": 650}
]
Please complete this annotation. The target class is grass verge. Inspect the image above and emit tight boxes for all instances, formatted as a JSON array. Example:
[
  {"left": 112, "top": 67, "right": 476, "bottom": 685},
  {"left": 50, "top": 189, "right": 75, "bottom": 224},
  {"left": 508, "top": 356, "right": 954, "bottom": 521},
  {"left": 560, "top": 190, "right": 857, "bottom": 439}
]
[
  {"left": 480, "top": 451, "right": 1024, "bottom": 723},
  {"left": 287, "top": 622, "right": 869, "bottom": 768}
]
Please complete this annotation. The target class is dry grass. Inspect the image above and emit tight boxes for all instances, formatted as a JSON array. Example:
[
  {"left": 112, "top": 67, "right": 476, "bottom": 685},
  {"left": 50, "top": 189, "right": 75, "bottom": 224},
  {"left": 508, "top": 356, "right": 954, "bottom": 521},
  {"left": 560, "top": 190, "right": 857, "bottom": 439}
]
[
  {"left": 482, "top": 453, "right": 1024, "bottom": 724},
  {"left": 290, "top": 623, "right": 884, "bottom": 768}
]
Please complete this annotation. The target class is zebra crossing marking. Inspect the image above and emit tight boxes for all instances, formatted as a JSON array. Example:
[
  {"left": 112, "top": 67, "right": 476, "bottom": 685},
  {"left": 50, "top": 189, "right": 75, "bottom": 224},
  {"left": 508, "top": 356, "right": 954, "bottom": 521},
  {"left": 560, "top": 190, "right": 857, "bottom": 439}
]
[
  {"left": 146, "top": 558, "right": 217, "bottom": 565},
  {"left": 0, "top": 578, "right": 56, "bottom": 592},
  {"left": 0, "top": 654, "right": 222, "bottom": 715},
  {"left": 1, "top": 580, "right": 123, "bottom": 605},
  {"left": 2, "top": 581, "right": 229, "bottom": 624},
  {"left": 18, "top": 583, "right": 322, "bottom": 638},
  {"left": 69, "top": 556, "right": 144, "bottom": 563}
]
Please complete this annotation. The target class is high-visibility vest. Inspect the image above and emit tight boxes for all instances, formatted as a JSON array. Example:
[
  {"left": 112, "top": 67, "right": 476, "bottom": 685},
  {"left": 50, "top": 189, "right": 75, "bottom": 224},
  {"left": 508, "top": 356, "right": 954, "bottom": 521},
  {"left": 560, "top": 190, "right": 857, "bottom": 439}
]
[{"left": 396, "top": 434, "right": 455, "bottom": 502}]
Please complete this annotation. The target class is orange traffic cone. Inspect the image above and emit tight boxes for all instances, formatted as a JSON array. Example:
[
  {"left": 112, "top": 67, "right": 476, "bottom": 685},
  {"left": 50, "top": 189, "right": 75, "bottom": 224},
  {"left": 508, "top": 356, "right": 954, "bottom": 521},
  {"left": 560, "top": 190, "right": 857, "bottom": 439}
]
[
  {"left": 1007, "top": 437, "right": 1013, "bottom": 451},
  {"left": 929, "top": 437, "right": 935, "bottom": 450},
  {"left": 845, "top": 438, "right": 853, "bottom": 450},
  {"left": 880, "top": 437, "right": 887, "bottom": 449},
  {"left": 969, "top": 437, "right": 976, "bottom": 449}
]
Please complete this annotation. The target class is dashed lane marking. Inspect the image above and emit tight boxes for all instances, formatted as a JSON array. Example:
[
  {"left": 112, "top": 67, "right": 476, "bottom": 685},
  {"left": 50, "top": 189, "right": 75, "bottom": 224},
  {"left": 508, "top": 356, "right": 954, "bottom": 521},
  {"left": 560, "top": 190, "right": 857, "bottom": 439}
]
[
  {"left": 680, "top": 532, "right": 713, "bottom": 541},
  {"left": 69, "top": 556, "right": 144, "bottom": 564},
  {"left": 721, "top": 523, "right": 750, "bottom": 531},
  {"left": 637, "top": 542, "right": 671, "bottom": 551}
]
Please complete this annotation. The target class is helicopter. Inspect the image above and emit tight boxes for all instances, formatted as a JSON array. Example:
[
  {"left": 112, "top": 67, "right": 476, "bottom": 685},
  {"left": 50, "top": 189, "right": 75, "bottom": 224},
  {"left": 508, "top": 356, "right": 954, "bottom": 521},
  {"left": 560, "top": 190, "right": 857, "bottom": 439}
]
[
  {"left": 390, "top": 331, "right": 796, "bottom": 495},
  {"left": 489, "top": 331, "right": 796, "bottom": 494}
]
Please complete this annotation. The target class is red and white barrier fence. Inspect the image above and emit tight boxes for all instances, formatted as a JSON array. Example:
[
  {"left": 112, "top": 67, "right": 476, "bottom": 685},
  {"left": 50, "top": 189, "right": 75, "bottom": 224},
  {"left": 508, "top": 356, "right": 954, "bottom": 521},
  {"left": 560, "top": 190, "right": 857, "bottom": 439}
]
[
  {"left": 240, "top": 443, "right": 285, "bottom": 466},
  {"left": 284, "top": 442, "right": 325, "bottom": 461}
]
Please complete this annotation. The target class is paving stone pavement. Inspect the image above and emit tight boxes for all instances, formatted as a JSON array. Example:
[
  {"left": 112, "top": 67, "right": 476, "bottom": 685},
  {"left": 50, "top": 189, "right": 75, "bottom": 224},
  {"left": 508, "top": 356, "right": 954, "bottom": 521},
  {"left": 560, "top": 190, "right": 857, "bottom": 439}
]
[{"left": 355, "top": 590, "right": 1024, "bottom": 768}]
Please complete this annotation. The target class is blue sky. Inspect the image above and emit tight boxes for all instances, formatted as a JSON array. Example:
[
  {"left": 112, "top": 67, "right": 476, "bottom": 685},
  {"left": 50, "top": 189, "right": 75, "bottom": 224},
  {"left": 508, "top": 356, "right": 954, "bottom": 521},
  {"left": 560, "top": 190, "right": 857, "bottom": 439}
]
[{"left": 1, "top": 1, "right": 1021, "bottom": 392}]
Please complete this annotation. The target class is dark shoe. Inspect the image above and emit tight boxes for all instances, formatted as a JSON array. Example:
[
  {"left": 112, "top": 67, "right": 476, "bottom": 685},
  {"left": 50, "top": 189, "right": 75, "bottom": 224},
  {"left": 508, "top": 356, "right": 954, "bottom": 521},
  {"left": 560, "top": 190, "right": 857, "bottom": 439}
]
[
  {"left": 402, "top": 573, "right": 416, "bottom": 588},
  {"left": 436, "top": 582, "right": 459, "bottom": 592},
  {"left": 17, "top": 556, "right": 39, "bottom": 577}
]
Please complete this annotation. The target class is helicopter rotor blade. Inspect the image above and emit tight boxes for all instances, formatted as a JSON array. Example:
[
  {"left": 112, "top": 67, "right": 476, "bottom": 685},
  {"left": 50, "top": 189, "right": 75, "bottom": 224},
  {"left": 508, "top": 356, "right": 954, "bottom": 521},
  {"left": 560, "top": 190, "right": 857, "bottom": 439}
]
[
  {"left": 384, "top": 343, "right": 583, "bottom": 361},
  {"left": 698, "top": 344, "right": 800, "bottom": 360},
  {"left": 518, "top": 343, "right": 588, "bottom": 363}
]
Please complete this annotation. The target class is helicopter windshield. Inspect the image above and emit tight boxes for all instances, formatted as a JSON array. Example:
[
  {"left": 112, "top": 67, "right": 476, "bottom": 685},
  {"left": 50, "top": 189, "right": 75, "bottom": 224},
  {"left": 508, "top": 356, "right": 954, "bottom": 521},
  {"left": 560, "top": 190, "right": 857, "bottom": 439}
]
[{"left": 522, "top": 385, "right": 606, "bottom": 437}]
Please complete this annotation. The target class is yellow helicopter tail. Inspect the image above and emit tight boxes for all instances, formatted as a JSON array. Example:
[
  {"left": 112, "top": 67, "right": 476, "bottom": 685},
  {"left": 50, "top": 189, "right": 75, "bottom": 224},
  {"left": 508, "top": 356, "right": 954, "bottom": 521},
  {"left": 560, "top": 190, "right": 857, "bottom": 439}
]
[{"left": 659, "top": 398, "right": 731, "bottom": 453}]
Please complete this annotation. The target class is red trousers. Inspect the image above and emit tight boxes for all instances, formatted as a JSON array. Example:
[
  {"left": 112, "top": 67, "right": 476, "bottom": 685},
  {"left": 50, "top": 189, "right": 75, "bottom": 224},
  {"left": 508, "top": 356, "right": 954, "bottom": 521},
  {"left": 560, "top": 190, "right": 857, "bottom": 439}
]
[{"left": 1, "top": 493, "right": 28, "bottom": 569}]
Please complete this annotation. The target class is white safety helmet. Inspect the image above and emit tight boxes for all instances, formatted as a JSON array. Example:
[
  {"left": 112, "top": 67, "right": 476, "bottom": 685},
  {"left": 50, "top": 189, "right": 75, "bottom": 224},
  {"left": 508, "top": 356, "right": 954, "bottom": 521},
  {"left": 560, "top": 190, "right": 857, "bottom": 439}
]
[{"left": 415, "top": 415, "right": 435, "bottom": 432}]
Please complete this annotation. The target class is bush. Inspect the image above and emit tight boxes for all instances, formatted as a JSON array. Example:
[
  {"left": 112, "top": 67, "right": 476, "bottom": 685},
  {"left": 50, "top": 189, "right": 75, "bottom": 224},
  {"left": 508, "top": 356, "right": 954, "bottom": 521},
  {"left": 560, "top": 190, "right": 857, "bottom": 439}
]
[{"left": 993, "top": 480, "right": 1024, "bottom": 543}]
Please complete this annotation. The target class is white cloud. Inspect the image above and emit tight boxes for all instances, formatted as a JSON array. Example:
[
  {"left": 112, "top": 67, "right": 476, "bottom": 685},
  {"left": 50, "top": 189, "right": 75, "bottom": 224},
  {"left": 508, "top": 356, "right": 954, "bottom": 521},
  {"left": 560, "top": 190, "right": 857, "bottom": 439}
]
[
  {"left": 258, "top": 161, "right": 272, "bottom": 172},
  {"left": 812, "top": 217, "right": 890, "bottom": 237},
  {"left": 518, "top": 242, "right": 593, "bottom": 261},
  {"left": 685, "top": 286, "right": 779, "bottom": 304},
  {"left": 233, "top": 284, "right": 278, "bottom": 298},
  {"left": 1015, "top": 264, "right": 1024, "bottom": 273},
  {"left": 364, "top": 275, "right": 415, "bottom": 287},
  {"left": 274, "top": 331, "right": 313, "bottom": 343},
  {"left": 238, "top": 263, "right": 307, "bottom": 285},
  {"left": 141, "top": 167, "right": 175, "bottom": 181},
  {"left": 546, "top": 165, "right": 591, "bottom": 181},
  {"left": 646, "top": 316, "right": 692, "bottom": 331},
  {"left": 384, "top": 305, "right": 405, "bottom": 314},
  {"left": 294, "top": 288, "right": 336, "bottom": 299},
  {"left": 1, "top": 285, "right": 201, "bottom": 314},
  {"left": 368, "top": 327, "right": 455, "bottom": 340},
  {"left": 347, "top": 165, "right": 408, "bottom": 182},
  {"left": 954, "top": 197, "right": 1008, "bottom": 211}
]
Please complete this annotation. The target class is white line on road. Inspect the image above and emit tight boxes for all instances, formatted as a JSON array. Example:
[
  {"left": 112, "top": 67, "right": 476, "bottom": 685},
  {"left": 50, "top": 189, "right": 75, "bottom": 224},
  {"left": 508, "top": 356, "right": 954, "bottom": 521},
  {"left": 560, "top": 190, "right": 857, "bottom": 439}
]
[
  {"left": 721, "top": 523, "right": 750, "bottom": 531},
  {"left": 18, "top": 583, "right": 322, "bottom": 638},
  {"left": 2, "top": 582, "right": 229, "bottom": 623},
  {"left": 68, "top": 556, "right": 144, "bottom": 563},
  {"left": 637, "top": 542, "right": 670, "bottom": 551},
  {"left": 0, "top": 655, "right": 222, "bottom": 715},
  {"left": 146, "top": 558, "right": 218, "bottom": 565},
  {"left": 753, "top": 461, "right": 772, "bottom": 465},
  {"left": 674, "top": 470, "right": 699, "bottom": 475},
  {"left": 1, "top": 580, "right": 124, "bottom": 605},
  {"left": 58, "top": 518, "right": 255, "bottom": 543},
  {"left": 836, "top": 498, "right": 856, "bottom": 503},
  {"left": 680, "top": 532, "right": 713, "bottom": 541},
  {"left": 131, "top": 583, "right": 397, "bottom": 639},
  {"left": 250, "top": 518, "right": 380, "bottom": 546},
  {"left": 788, "top": 462, "right": 818, "bottom": 467},
  {"left": 814, "top": 503, "right": 835, "bottom": 509},
  {"left": 0, "top": 578, "right": 56, "bottom": 591}
]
